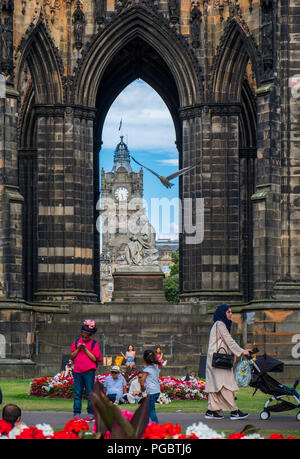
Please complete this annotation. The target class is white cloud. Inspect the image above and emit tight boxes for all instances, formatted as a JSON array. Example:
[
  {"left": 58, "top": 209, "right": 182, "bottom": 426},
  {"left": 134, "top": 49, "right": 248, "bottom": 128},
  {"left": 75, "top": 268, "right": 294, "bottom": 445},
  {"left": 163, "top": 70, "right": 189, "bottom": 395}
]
[
  {"left": 102, "top": 79, "right": 177, "bottom": 151},
  {"left": 157, "top": 159, "right": 178, "bottom": 166}
]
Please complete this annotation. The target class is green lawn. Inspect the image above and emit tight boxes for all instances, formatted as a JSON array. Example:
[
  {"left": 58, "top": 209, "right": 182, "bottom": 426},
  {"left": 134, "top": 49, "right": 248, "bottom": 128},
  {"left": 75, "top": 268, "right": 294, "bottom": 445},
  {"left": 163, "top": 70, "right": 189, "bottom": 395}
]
[
  {"left": 0, "top": 379, "right": 299, "bottom": 438},
  {"left": 0, "top": 379, "right": 271, "bottom": 413}
]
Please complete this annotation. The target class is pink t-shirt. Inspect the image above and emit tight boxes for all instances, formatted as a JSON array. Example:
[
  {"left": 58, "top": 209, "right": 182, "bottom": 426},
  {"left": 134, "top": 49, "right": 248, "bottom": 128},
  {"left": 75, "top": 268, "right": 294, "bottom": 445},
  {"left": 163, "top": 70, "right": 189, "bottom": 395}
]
[{"left": 71, "top": 338, "right": 102, "bottom": 373}]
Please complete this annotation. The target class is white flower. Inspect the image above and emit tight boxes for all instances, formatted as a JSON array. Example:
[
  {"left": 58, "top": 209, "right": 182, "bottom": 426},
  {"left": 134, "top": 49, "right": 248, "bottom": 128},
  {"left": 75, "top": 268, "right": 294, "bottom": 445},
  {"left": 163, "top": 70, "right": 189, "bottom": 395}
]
[
  {"left": 186, "top": 422, "right": 225, "bottom": 439},
  {"left": 35, "top": 423, "right": 54, "bottom": 438},
  {"left": 8, "top": 424, "right": 27, "bottom": 439},
  {"left": 242, "top": 433, "right": 264, "bottom": 440}
]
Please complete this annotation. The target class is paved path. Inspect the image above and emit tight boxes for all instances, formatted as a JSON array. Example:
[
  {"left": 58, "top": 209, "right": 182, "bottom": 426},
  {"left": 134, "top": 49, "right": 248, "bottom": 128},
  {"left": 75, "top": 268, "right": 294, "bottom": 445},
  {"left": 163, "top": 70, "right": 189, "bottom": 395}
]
[{"left": 21, "top": 411, "right": 300, "bottom": 432}]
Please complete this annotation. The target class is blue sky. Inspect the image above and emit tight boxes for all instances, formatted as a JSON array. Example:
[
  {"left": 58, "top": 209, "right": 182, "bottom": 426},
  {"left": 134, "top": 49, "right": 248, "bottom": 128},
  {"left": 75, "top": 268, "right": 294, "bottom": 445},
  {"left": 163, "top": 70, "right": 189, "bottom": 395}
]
[{"left": 100, "top": 79, "right": 179, "bottom": 240}]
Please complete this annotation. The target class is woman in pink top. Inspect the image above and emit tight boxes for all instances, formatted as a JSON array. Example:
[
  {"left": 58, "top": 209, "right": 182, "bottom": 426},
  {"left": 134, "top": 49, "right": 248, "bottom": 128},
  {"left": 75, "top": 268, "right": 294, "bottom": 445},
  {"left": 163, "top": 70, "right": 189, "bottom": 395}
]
[{"left": 70, "top": 320, "right": 101, "bottom": 421}]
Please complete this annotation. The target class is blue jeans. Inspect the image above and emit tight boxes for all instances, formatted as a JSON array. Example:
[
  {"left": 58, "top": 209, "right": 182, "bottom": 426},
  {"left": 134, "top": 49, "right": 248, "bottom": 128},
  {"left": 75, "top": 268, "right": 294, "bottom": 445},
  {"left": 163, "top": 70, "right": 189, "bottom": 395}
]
[
  {"left": 107, "top": 393, "right": 125, "bottom": 404},
  {"left": 149, "top": 393, "right": 160, "bottom": 423},
  {"left": 73, "top": 370, "right": 95, "bottom": 416}
]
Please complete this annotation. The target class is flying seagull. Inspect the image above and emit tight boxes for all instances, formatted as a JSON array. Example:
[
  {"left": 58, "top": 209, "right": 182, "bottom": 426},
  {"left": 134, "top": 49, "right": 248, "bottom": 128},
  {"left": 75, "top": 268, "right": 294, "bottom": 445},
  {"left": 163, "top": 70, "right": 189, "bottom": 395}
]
[{"left": 131, "top": 156, "right": 201, "bottom": 189}]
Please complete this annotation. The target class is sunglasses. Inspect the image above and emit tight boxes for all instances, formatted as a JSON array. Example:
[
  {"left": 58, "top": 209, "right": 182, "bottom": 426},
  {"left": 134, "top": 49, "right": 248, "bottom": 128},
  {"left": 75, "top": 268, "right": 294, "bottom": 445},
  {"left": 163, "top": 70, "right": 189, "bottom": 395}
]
[{"left": 111, "top": 371, "right": 119, "bottom": 375}]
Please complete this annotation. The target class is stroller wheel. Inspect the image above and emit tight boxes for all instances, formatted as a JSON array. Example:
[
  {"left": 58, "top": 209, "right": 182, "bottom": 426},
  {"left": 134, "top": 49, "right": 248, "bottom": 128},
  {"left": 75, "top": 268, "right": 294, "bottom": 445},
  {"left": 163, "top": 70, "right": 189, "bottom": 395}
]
[
  {"left": 260, "top": 410, "right": 270, "bottom": 420},
  {"left": 296, "top": 412, "right": 300, "bottom": 421}
]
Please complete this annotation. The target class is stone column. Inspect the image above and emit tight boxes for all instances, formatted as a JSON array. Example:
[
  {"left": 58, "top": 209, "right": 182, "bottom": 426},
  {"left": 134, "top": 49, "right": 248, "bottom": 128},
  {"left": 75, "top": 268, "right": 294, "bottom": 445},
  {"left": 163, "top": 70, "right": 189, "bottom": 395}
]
[
  {"left": 251, "top": 83, "right": 281, "bottom": 299},
  {"left": 179, "top": 104, "right": 242, "bottom": 304},
  {"left": 0, "top": 85, "right": 24, "bottom": 299},
  {"left": 272, "top": 0, "right": 300, "bottom": 300},
  {"left": 33, "top": 105, "right": 98, "bottom": 302}
]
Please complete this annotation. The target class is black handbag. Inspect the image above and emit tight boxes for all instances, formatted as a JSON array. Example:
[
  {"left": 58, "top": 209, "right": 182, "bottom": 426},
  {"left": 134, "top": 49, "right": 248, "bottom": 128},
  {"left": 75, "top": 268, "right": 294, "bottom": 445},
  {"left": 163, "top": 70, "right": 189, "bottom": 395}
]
[
  {"left": 212, "top": 347, "right": 234, "bottom": 369},
  {"left": 212, "top": 323, "right": 234, "bottom": 370}
]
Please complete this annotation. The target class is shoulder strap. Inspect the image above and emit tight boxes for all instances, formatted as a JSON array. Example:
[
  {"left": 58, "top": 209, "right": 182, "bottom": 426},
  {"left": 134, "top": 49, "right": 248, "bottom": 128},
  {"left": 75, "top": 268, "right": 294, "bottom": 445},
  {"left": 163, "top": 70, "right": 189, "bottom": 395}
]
[
  {"left": 76, "top": 338, "right": 97, "bottom": 350},
  {"left": 215, "top": 322, "right": 229, "bottom": 353}
]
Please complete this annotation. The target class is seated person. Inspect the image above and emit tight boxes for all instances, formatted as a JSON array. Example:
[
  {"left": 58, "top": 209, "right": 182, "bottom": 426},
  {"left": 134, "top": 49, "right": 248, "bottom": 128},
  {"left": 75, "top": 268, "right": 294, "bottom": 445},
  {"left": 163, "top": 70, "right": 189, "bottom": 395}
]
[
  {"left": 63, "top": 359, "right": 73, "bottom": 378},
  {"left": 103, "top": 366, "right": 127, "bottom": 404},
  {"left": 181, "top": 371, "right": 198, "bottom": 383},
  {"left": 2, "top": 404, "right": 26, "bottom": 429},
  {"left": 127, "top": 371, "right": 147, "bottom": 404},
  {"left": 121, "top": 345, "right": 136, "bottom": 372}
]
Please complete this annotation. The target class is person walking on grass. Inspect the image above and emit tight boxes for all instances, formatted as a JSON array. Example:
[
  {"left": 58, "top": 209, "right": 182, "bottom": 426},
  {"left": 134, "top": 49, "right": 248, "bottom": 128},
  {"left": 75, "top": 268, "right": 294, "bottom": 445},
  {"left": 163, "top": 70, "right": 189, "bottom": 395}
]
[
  {"left": 205, "top": 304, "right": 252, "bottom": 420},
  {"left": 139, "top": 349, "right": 161, "bottom": 424},
  {"left": 70, "top": 319, "right": 101, "bottom": 421}
]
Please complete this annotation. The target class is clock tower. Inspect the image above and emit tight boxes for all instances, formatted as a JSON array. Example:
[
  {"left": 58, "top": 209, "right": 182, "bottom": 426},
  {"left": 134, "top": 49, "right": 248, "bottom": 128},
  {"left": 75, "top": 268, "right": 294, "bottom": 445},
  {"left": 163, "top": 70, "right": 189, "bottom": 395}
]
[{"left": 100, "top": 137, "right": 144, "bottom": 300}]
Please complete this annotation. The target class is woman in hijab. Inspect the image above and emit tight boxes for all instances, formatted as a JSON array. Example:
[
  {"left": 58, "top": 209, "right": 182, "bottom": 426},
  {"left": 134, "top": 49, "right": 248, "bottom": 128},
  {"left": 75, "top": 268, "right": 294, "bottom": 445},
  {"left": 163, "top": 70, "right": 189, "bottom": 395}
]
[{"left": 205, "top": 304, "right": 252, "bottom": 420}]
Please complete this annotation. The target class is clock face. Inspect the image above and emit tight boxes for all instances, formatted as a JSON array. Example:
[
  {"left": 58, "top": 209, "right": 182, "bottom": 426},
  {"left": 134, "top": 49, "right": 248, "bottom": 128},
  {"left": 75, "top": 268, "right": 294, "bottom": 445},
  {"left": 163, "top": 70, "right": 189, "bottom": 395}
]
[{"left": 115, "top": 186, "right": 129, "bottom": 201}]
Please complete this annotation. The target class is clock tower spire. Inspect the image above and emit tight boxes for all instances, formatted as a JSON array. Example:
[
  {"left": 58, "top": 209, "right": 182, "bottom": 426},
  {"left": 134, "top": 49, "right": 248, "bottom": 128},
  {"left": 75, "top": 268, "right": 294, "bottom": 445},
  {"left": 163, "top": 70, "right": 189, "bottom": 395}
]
[
  {"left": 112, "top": 136, "right": 132, "bottom": 173},
  {"left": 99, "top": 137, "right": 144, "bottom": 302}
]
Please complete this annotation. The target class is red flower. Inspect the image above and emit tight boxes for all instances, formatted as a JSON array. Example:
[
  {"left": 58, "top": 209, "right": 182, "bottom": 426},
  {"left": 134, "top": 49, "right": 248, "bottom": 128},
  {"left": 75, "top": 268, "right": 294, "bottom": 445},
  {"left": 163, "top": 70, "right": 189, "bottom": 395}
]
[
  {"left": 63, "top": 419, "right": 90, "bottom": 434},
  {"left": 52, "top": 431, "right": 80, "bottom": 439},
  {"left": 176, "top": 433, "right": 199, "bottom": 439},
  {"left": 15, "top": 427, "right": 45, "bottom": 439},
  {"left": 142, "top": 422, "right": 182, "bottom": 439},
  {"left": 269, "top": 433, "right": 296, "bottom": 439},
  {"left": 227, "top": 432, "right": 246, "bottom": 439},
  {"left": 0, "top": 420, "right": 12, "bottom": 436},
  {"left": 163, "top": 422, "right": 182, "bottom": 437}
]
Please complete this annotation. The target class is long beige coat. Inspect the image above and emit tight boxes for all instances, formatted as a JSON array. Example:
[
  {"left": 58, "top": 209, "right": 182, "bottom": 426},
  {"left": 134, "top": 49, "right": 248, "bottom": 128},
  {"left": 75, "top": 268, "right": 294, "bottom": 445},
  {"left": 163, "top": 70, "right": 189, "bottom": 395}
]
[{"left": 205, "top": 321, "right": 244, "bottom": 393}]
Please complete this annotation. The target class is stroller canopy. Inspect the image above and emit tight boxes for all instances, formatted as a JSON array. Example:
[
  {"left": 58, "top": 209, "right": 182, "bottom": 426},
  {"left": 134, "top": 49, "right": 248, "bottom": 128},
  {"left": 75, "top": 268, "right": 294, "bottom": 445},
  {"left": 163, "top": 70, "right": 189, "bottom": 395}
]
[{"left": 254, "top": 354, "right": 284, "bottom": 373}]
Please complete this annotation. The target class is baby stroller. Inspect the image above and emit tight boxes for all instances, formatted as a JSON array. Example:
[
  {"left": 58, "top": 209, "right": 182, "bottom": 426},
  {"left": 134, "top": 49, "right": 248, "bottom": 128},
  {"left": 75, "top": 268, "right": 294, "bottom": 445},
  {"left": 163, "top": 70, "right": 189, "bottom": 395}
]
[{"left": 248, "top": 349, "right": 300, "bottom": 421}]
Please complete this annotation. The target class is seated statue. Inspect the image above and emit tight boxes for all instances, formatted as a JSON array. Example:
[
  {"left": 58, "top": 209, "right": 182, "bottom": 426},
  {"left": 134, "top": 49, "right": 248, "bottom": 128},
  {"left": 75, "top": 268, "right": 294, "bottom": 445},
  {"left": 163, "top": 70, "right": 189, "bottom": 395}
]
[{"left": 125, "top": 215, "right": 159, "bottom": 266}]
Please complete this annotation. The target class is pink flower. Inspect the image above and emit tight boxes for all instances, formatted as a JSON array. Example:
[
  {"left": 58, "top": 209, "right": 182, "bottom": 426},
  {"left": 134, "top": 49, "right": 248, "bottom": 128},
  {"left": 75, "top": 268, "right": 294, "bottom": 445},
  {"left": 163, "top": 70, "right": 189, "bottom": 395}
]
[{"left": 84, "top": 319, "right": 95, "bottom": 329}]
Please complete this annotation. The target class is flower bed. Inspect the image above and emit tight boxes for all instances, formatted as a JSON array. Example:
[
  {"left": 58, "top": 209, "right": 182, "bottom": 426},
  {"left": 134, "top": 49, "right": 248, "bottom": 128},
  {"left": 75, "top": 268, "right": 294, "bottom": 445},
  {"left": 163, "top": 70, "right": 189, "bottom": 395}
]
[
  {"left": 0, "top": 418, "right": 295, "bottom": 440},
  {"left": 30, "top": 375, "right": 75, "bottom": 398},
  {"left": 159, "top": 376, "right": 206, "bottom": 401},
  {"left": 29, "top": 373, "right": 207, "bottom": 401}
]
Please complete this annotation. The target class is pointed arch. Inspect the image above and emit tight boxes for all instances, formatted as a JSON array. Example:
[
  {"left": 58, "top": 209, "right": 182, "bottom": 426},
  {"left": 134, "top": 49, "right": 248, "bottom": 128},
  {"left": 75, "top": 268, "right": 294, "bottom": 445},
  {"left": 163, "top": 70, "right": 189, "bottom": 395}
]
[
  {"left": 212, "top": 18, "right": 261, "bottom": 103},
  {"left": 16, "top": 20, "right": 64, "bottom": 104},
  {"left": 74, "top": 6, "right": 203, "bottom": 108}
]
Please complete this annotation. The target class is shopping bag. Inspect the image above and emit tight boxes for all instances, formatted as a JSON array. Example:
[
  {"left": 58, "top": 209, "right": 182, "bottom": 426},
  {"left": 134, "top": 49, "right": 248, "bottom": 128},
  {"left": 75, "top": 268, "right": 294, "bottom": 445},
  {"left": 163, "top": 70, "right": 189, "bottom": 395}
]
[
  {"left": 234, "top": 357, "right": 252, "bottom": 387},
  {"left": 115, "top": 355, "right": 124, "bottom": 366}
]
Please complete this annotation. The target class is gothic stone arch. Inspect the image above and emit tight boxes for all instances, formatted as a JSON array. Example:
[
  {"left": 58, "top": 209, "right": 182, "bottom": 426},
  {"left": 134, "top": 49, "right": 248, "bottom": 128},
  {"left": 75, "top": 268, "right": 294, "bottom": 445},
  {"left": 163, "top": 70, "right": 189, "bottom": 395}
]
[
  {"left": 16, "top": 5, "right": 204, "bottom": 303},
  {"left": 1, "top": 2, "right": 300, "bottom": 377}
]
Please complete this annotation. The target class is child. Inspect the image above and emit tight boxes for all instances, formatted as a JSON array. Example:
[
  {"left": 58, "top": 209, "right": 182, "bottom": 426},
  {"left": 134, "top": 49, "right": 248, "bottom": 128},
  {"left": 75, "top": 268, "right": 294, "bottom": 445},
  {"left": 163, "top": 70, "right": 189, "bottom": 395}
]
[
  {"left": 139, "top": 349, "right": 161, "bottom": 424},
  {"left": 121, "top": 344, "right": 136, "bottom": 372},
  {"left": 70, "top": 319, "right": 101, "bottom": 421},
  {"left": 155, "top": 345, "right": 167, "bottom": 367}
]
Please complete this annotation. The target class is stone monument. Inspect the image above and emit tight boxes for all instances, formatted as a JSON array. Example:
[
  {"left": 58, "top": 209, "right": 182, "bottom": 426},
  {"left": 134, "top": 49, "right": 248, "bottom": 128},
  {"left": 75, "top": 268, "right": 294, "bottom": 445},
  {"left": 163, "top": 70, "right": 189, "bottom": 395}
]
[{"left": 112, "top": 215, "right": 167, "bottom": 303}]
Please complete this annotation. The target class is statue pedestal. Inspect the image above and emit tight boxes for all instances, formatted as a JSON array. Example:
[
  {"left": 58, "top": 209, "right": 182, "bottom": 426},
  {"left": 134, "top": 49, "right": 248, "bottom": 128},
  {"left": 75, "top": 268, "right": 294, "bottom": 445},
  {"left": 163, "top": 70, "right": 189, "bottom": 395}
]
[{"left": 112, "top": 265, "right": 167, "bottom": 303}]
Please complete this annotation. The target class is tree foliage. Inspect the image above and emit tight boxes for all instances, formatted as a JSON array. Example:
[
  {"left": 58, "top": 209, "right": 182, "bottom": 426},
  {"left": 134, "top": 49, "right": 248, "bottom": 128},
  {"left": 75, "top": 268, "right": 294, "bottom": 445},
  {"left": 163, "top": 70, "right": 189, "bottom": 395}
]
[{"left": 163, "top": 251, "right": 179, "bottom": 304}]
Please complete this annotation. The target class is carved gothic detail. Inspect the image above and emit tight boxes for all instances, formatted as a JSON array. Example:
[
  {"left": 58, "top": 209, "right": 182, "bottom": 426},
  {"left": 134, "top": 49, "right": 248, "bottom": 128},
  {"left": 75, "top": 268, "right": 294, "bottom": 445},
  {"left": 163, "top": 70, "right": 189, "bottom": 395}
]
[
  {"left": 0, "top": 0, "right": 14, "bottom": 77},
  {"left": 2, "top": 0, "right": 14, "bottom": 12},
  {"left": 261, "top": 0, "right": 274, "bottom": 81},
  {"left": 115, "top": 0, "right": 158, "bottom": 13},
  {"left": 73, "top": 0, "right": 85, "bottom": 50},
  {"left": 95, "top": 0, "right": 106, "bottom": 24},
  {"left": 190, "top": 1, "right": 202, "bottom": 49},
  {"left": 229, "top": 0, "right": 241, "bottom": 18},
  {"left": 168, "top": 0, "right": 180, "bottom": 25},
  {"left": 214, "top": 0, "right": 243, "bottom": 21}
]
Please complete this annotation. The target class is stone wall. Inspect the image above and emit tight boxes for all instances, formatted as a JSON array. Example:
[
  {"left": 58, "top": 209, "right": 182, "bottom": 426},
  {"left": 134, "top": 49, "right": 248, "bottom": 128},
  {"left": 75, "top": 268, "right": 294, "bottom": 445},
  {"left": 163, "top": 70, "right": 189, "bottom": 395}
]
[{"left": 0, "top": 1, "right": 299, "bottom": 382}]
